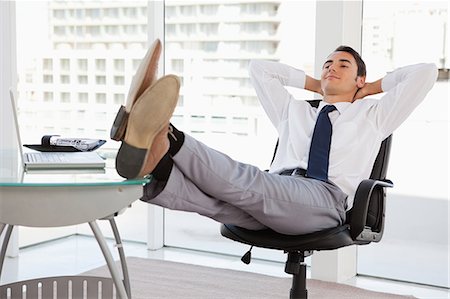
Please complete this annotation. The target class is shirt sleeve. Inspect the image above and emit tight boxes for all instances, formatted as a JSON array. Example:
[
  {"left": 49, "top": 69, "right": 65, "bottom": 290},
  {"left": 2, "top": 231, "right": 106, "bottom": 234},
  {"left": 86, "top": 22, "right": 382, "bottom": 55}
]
[
  {"left": 249, "top": 60, "right": 306, "bottom": 128},
  {"left": 372, "top": 63, "right": 438, "bottom": 138}
]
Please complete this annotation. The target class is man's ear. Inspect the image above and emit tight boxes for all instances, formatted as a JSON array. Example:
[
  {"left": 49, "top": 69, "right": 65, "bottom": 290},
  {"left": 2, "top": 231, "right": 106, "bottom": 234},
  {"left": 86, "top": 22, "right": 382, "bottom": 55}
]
[{"left": 356, "top": 76, "right": 366, "bottom": 88}]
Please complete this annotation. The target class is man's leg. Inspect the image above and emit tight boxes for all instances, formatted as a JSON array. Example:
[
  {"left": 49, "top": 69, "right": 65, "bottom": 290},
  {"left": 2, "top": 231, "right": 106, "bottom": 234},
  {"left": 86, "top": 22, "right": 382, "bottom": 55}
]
[
  {"left": 168, "top": 131, "right": 347, "bottom": 235},
  {"left": 142, "top": 161, "right": 268, "bottom": 231}
]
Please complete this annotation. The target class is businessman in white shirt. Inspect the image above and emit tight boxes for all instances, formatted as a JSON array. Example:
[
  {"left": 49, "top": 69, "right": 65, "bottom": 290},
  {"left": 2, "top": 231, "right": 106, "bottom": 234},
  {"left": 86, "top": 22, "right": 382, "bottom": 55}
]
[{"left": 115, "top": 45, "right": 437, "bottom": 235}]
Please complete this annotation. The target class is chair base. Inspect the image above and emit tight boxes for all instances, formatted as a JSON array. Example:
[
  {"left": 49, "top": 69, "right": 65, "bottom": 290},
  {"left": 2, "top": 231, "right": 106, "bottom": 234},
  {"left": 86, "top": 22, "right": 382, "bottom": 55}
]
[{"left": 286, "top": 251, "right": 310, "bottom": 299}]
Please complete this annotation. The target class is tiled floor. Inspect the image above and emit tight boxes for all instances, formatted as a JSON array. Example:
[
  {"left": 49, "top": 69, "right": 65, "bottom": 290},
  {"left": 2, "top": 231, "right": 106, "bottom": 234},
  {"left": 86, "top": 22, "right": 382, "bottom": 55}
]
[{"left": 1, "top": 235, "right": 448, "bottom": 299}]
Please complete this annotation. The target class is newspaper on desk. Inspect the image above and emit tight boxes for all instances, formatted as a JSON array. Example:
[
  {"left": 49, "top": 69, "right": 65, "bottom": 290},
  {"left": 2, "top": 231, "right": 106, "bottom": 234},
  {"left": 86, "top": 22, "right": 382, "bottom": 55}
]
[
  {"left": 24, "top": 135, "right": 106, "bottom": 152},
  {"left": 48, "top": 136, "right": 106, "bottom": 152}
]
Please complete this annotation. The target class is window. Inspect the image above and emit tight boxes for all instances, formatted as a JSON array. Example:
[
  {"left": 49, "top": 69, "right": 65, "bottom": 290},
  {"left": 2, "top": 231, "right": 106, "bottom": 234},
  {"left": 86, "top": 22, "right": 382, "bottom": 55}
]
[
  {"left": 60, "top": 92, "right": 70, "bottom": 103},
  {"left": 86, "top": 8, "right": 100, "bottom": 19},
  {"left": 43, "top": 75, "right": 53, "bottom": 83},
  {"left": 43, "top": 92, "right": 53, "bottom": 102},
  {"left": 95, "top": 75, "right": 106, "bottom": 85},
  {"left": 200, "top": 5, "right": 218, "bottom": 15},
  {"left": 180, "top": 24, "right": 196, "bottom": 36},
  {"left": 54, "top": 26, "right": 65, "bottom": 35},
  {"left": 105, "top": 8, "right": 119, "bottom": 18},
  {"left": 75, "top": 8, "right": 84, "bottom": 19},
  {"left": 359, "top": 1, "right": 449, "bottom": 288},
  {"left": 53, "top": 9, "right": 65, "bottom": 19},
  {"left": 95, "top": 58, "right": 106, "bottom": 71},
  {"left": 95, "top": 93, "right": 106, "bottom": 104},
  {"left": 75, "top": 26, "right": 84, "bottom": 37},
  {"left": 202, "top": 41, "right": 218, "bottom": 52},
  {"left": 114, "top": 59, "right": 125, "bottom": 71},
  {"left": 78, "top": 59, "right": 88, "bottom": 71},
  {"left": 78, "top": 75, "right": 88, "bottom": 84},
  {"left": 14, "top": 1, "right": 150, "bottom": 247},
  {"left": 43, "top": 58, "right": 53, "bottom": 70},
  {"left": 60, "top": 75, "right": 70, "bottom": 84},
  {"left": 199, "top": 23, "right": 218, "bottom": 36},
  {"left": 78, "top": 92, "right": 88, "bottom": 103},
  {"left": 114, "top": 93, "right": 125, "bottom": 105},
  {"left": 105, "top": 25, "right": 119, "bottom": 35},
  {"left": 164, "top": 0, "right": 316, "bottom": 260},
  {"left": 60, "top": 58, "right": 70, "bottom": 71},
  {"left": 180, "top": 5, "right": 196, "bottom": 16},
  {"left": 86, "top": 26, "right": 100, "bottom": 36},
  {"left": 114, "top": 76, "right": 125, "bottom": 85},
  {"left": 124, "top": 7, "right": 137, "bottom": 18},
  {"left": 171, "top": 59, "right": 183, "bottom": 72}
]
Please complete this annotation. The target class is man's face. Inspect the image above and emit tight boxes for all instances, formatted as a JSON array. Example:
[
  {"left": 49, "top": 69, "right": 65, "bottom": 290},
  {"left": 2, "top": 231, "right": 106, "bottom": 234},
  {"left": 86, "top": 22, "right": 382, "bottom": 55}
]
[{"left": 320, "top": 51, "right": 365, "bottom": 97}]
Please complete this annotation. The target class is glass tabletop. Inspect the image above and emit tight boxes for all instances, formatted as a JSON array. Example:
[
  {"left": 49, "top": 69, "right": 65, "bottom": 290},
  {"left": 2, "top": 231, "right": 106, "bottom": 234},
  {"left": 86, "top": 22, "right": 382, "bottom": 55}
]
[{"left": 0, "top": 153, "right": 149, "bottom": 187}]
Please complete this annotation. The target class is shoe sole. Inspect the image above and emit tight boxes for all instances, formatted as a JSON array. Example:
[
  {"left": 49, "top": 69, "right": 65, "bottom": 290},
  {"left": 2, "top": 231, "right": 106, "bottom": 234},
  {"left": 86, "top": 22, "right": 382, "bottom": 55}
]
[
  {"left": 116, "top": 75, "right": 180, "bottom": 179},
  {"left": 110, "top": 39, "right": 162, "bottom": 141},
  {"left": 126, "top": 39, "right": 162, "bottom": 112}
]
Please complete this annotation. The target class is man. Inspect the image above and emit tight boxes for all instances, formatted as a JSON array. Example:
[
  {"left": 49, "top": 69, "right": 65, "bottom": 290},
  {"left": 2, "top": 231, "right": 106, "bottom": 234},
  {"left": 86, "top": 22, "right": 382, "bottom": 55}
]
[{"left": 114, "top": 44, "right": 437, "bottom": 235}]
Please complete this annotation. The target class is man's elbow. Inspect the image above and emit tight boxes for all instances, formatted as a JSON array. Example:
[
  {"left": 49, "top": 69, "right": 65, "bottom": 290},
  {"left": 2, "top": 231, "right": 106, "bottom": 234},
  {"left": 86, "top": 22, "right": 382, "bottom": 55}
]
[
  {"left": 248, "top": 60, "right": 262, "bottom": 74},
  {"left": 248, "top": 59, "right": 267, "bottom": 80},
  {"left": 422, "top": 63, "right": 439, "bottom": 87}
]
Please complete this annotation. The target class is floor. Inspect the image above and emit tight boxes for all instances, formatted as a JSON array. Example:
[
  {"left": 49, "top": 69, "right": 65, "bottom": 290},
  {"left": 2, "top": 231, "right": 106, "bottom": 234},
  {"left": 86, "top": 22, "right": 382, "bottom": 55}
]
[{"left": 1, "top": 235, "right": 448, "bottom": 299}]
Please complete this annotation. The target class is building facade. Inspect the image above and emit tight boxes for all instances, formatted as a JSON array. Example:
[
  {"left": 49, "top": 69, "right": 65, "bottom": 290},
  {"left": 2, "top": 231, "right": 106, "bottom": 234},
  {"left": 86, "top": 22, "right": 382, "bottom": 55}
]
[{"left": 18, "top": 1, "right": 282, "bottom": 150}]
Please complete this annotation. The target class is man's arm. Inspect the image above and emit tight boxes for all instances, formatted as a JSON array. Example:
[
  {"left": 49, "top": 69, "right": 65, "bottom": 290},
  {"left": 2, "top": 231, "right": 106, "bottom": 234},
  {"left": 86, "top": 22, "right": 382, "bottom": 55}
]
[
  {"left": 354, "top": 79, "right": 382, "bottom": 100},
  {"left": 368, "top": 63, "right": 438, "bottom": 138},
  {"left": 305, "top": 76, "right": 323, "bottom": 95},
  {"left": 249, "top": 60, "right": 312, "bottom": 127}
]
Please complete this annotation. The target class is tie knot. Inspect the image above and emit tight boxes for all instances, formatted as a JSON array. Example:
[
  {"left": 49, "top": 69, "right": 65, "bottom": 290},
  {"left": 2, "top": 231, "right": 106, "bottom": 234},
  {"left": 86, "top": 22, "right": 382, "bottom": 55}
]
[{"left": 320, "top": 105, "right": 337, "bottom": 114}]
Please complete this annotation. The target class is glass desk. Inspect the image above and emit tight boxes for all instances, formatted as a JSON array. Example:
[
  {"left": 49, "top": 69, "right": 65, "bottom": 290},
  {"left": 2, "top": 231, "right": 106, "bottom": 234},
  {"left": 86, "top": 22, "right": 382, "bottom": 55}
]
[{"left": 0, "top": 166, "right": 149, "bottom": 299}]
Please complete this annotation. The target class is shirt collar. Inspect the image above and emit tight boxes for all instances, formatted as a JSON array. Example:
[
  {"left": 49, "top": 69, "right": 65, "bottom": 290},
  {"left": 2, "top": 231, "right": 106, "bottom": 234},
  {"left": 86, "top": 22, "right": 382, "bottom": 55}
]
[{"left": 317, "top": 100, "right": 351, "bottom": 115}]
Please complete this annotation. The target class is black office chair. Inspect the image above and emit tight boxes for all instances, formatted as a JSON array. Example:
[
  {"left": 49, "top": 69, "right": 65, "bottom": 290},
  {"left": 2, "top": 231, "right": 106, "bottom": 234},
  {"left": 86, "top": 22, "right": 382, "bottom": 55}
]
[{"left": 220, "top": 100, "right": 394, "bottom": 299}]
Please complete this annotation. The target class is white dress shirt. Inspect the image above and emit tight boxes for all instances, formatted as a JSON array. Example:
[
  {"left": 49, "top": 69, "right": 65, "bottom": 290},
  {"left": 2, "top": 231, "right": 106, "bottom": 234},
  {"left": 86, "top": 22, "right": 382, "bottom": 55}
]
[{"left": 249, "top": 60, "right": 438, "bottom": 210}]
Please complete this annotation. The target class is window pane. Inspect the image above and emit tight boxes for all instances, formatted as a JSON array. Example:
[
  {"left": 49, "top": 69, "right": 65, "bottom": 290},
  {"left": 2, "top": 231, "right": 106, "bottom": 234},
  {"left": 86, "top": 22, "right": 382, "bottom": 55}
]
[
  {"left": 360, "top": 1, "right": 449, "bottom": 287},
  {"left": 15, "top": 1, "right": 150, "bottom": 247},
  {"left": 77, "top": 58, "right": 88, "bottom": 70},
  {"left": 164, "top": 0, "right": 316, "bottom": 260}
]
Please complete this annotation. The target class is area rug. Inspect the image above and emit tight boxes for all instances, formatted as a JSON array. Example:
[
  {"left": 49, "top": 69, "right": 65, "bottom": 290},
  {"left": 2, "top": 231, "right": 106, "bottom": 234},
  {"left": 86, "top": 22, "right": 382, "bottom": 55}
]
[{"left": 82, "top": 257, "right": 414, "bottom": 299}]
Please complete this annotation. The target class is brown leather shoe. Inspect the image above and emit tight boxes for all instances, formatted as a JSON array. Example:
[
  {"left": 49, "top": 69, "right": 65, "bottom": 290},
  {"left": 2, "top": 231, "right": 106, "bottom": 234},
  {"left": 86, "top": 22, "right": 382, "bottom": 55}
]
[
  {"left": 115, "top": 75, "right": 180, "bottom": 179},
  {"left": 110, "top": 39, "right": 162, "bottom": 141}
]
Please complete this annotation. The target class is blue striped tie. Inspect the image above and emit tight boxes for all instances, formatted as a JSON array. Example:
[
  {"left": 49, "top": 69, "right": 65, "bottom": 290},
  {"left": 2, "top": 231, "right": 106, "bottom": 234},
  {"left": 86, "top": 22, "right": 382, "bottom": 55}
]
[{"left": 306, "top": 105, "right": 337, "bottom": 181}]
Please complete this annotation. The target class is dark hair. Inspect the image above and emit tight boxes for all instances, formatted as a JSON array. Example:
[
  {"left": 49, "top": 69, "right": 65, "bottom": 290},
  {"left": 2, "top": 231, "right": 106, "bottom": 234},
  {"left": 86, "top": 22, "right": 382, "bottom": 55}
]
[{"left": 334, "top": 45, "right": 366, "bottom": 77}]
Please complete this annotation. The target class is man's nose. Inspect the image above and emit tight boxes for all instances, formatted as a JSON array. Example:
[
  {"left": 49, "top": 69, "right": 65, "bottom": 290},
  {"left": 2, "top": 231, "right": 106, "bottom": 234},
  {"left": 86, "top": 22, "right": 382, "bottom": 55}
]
[{"left": 328, "top": 64, "right": 336, "bottom": 72}]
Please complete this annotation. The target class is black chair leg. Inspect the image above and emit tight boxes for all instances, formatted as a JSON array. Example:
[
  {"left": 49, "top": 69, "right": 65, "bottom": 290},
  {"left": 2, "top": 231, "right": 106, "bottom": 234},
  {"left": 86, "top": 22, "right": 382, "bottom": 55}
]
[{"left": 285, "top": 252, "right": 307, "bottom": 299}]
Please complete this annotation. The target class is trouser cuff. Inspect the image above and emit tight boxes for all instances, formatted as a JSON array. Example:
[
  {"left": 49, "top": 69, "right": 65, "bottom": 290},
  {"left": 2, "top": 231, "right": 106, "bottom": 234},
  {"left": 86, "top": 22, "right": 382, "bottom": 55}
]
[{"left": 151, "top": 152, "right": 173, "bottom": 181}]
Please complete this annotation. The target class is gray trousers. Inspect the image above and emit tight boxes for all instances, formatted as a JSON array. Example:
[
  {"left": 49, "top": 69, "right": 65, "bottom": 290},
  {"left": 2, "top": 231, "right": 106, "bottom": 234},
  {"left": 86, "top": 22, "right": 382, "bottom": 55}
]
[{"left": 142, "top": 134, "right": 347, "bottom": 235}]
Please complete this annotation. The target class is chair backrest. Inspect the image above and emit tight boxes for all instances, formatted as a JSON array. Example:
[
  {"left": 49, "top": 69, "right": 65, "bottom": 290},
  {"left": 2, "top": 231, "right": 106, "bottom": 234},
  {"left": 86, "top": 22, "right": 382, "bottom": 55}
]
[{"left": 364, "top": 134, "right": 392, "bottom": 228}]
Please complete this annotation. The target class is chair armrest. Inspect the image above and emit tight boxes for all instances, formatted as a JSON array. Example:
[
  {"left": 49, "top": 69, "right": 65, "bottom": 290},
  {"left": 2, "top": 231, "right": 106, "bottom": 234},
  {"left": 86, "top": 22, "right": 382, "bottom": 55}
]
[{"left": 350, "top": 179, "right": 393, "bottom": 241}]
